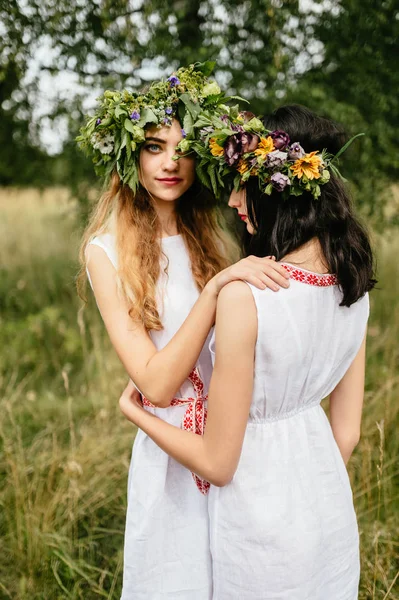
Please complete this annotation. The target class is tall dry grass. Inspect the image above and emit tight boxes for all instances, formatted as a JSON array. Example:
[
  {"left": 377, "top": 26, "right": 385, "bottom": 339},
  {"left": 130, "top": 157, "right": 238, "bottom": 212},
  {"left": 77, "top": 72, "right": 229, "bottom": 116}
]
[{"left": 0, "top": 188, "right": 398, "bottom": 599}]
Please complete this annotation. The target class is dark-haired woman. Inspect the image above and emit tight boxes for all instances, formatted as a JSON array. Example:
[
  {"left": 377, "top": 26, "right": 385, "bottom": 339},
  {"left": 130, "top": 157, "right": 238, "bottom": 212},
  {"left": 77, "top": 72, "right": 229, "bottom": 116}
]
[{"left": 119, "top": 105, "right": 375, "bottom": 599}]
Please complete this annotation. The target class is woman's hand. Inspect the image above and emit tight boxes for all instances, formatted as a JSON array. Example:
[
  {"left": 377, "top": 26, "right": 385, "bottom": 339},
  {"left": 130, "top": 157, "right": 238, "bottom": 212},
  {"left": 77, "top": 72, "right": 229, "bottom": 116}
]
[
  {"left": 207, "top": 256, "right": 290, "bottom": 295},
  {"left": 119, "top": 380, "right": 144, "bottom": 424}
]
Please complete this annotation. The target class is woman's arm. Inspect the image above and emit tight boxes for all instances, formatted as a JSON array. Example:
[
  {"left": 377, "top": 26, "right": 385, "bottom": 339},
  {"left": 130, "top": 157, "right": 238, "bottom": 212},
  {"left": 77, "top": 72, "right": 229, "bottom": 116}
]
[
  {"left": 329, "top": 333, "right": 367, "bottom": 465},
  {"left": 119, "top": 281, "right": 257, "bottom": 486},
  {"left": 87, "top": 245, "right": 287, "bottom": 408}
]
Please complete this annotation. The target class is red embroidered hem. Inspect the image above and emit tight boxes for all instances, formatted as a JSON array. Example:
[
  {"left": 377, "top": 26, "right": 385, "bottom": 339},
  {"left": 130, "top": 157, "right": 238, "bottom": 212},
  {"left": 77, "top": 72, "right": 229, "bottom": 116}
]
[{"left": 142, "top": 367, "right": 210, "bottom": 495}]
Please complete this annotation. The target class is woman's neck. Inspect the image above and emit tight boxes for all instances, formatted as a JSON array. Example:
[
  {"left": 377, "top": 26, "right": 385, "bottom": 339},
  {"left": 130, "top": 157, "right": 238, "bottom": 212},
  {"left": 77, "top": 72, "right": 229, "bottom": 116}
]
[
  {"left": 281, "top": 238, "right": 330, "bottom": 274},
  {"left": 154, "top": 198, "right": 179, "bottom": 238}
]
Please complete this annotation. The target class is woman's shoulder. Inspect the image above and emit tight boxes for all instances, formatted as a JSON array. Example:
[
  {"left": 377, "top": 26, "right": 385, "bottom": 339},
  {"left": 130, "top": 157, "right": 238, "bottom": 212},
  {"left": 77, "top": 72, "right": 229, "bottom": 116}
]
[
  {"left": 217, "top": 281, "right": 257, "bottom": 322},
  {"left": 86, "top": 232, "right": 118, "bottom": 269},
  {"left": 217, "top": 280, "right": 254, "bottom": 303}
]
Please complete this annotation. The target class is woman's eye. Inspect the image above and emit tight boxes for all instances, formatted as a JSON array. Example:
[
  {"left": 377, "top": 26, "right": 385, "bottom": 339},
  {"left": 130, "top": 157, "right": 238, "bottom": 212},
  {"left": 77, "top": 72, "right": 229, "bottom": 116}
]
[{"left": 145, "top": 144, "right": 162, "bottom": 153}]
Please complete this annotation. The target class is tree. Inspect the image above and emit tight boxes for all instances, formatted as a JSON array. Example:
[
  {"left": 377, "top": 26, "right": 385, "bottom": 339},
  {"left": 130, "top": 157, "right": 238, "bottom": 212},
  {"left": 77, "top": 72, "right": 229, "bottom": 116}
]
[
  {"left": 1, "top": 0, "right": 397, "bottom": 224},
  {"left": 284, "top": 0, "right": 399, "bottom": 220},
  {"left": 0, "top": 0, "right": 300, "bottom": 185}
]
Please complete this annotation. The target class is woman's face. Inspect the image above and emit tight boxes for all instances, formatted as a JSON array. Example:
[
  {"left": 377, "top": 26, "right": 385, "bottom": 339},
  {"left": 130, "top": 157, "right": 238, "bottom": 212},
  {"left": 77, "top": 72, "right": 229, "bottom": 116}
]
[
  {"left": 139, "top": 119, "right": 195, "bottom": 204},
  {"left": 228, "top": 188, "right": 255, "bottom": 234}
]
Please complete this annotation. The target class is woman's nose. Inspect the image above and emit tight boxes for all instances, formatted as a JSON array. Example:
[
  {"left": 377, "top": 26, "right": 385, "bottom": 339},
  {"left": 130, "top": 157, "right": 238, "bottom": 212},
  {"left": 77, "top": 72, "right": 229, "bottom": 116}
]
[
  {"left": 228, "top": 189, "right": 241, "bottom": 208},
  {"left": 162, "top": 151, "right": 179, "bottom": 171}
]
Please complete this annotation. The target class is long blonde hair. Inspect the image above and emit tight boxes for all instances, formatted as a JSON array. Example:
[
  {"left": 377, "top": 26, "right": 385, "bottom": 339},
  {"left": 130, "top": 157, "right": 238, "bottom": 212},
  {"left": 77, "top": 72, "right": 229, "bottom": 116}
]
[{"left": 77, "top": 172, "right": 239, "bottom": 330}]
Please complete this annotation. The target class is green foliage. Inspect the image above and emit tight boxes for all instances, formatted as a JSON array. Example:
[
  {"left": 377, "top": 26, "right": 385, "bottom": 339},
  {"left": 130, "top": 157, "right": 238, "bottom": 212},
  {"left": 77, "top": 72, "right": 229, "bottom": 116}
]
[
  {"left": 282, "top": 0, "right": 399, "bottom": 222},
  {"left": 0, "top": 193, "right": 398, "bottom": 598},
  {"left": 0, "top": 1, "right": 397, "bottom": 218},
  {"left": 76, "top": 63, "right": 229, "bottom": 193}
]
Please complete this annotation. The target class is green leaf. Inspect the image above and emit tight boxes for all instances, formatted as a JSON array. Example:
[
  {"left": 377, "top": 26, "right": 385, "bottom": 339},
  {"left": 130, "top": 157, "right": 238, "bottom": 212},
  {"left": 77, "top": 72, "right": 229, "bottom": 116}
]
[
  {"left": 126, "top": 131, "right": 132, "bottom": 162},
  {"left": 114, "top": 136, "right": 121, "bottom": 160},
  {"left": 233, "top": 174, "right": 242, "bottom": 192},
  {"left": 183, "top": 112, "right": 194, "bottom": 136},
  {"left": 290, "top": 186, "right": 304, "bottom": 196},
  {"left": 137, "top": 107, "right": 158, "bottom": 127},
  {"left": 194, "top": 116, "right": 212, "bottom": 129},
  {"left": 222, "top": 95, "right": 249, "bottom": 104},
  {"left": 195, "top": 165, "right": 212, "bottom": 190},
  {"left": 193, "top": 61, "right": 216, "bottom": 77},
  {"left": 97, "top": 117, "right": 112, "bottom": 128},
  {"left": 203, "top": 93, "right": 224, "bottom": 106},
  {"left": 179, "top": 93, "right": 201, "bottom": 120},
  {"left": 127, "top": 167, "right": 139, "bottom": 192},
  {"left": 208, "top": 166, "right": 218, "bottom": 196},
  {"left": 124, "top": 119, "right": 136, "bottom": 134},
  {"left": 313, "top": 185, "right": 321, "bottom": 198},
  {"left": 329, "top": 163, "right": 347, "bottom": 181},
  {"left": 265, "top": 183, "right": 273, "bottom": 195},
  {"left": 331, "top": 133, "right": 365, "bottom": 163},
  {"left": 115, "top": 105, "right": 127, "bottom": 119}
]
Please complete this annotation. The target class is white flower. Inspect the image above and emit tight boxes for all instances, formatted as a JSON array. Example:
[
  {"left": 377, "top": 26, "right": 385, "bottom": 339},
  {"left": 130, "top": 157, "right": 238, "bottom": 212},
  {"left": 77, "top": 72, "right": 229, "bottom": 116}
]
[{"left": 91, "top": 132, "right": 115, "bottom": 154}]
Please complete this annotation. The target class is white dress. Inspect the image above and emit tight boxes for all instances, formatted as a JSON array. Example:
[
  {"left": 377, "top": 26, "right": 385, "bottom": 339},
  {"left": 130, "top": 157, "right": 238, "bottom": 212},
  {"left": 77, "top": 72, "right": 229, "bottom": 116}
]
[
  {"left": 87, "top": 233, "right": 213, "bottom": 599},
  {"left": 209, "top": 264, "right": 369, "bottom": 600}
]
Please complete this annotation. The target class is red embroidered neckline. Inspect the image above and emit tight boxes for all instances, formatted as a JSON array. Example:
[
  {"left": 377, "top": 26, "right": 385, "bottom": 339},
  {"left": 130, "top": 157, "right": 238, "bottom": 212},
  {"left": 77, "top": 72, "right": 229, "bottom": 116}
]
[{"left": 281, "top": 263, "right": 338, "bottom": 287}]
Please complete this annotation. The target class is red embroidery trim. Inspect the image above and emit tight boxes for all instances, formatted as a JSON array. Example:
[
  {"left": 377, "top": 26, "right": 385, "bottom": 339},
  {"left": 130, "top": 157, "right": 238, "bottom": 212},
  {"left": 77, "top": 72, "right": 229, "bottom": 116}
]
[
  {"left": 281, "top": 264, "right": 337, "bottom": 286},
  {"left": 142, "top": 367, "right": 210, "bottom": 495}
]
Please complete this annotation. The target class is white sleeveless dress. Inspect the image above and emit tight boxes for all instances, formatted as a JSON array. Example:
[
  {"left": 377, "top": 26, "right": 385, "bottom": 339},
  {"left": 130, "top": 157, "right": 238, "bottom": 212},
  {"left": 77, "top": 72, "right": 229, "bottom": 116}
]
[
  {"left": 209, "top": 264, "right": 369, "bottom": 600},
  {"left": 87, "top": 233, "right": 213, "bottom": 599}
]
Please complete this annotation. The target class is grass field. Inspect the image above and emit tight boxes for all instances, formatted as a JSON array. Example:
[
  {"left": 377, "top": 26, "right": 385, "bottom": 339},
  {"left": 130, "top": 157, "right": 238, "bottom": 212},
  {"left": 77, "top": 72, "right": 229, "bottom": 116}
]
[{"left": 0, "top": 187, "right": 398, "bottom": 599}]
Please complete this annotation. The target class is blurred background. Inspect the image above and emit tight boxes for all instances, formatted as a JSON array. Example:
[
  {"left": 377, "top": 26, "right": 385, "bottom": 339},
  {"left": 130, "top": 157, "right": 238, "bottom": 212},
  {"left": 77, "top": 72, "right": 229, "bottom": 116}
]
[{"left": 0, "top": 1, "right": 398, "bottom": 598}]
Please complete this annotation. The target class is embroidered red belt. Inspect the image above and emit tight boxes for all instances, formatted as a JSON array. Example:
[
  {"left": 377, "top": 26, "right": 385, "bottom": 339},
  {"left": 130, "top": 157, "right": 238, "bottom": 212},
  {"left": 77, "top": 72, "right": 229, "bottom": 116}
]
[{"left": 142, "top": 367, "right": 210, "bottom": 495}]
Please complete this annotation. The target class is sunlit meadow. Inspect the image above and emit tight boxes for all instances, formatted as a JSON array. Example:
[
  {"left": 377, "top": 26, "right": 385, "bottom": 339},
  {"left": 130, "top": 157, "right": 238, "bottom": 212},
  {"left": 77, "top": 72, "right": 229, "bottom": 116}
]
[{"left": 0, "top": 188, "right": 398, "bottom": 599}]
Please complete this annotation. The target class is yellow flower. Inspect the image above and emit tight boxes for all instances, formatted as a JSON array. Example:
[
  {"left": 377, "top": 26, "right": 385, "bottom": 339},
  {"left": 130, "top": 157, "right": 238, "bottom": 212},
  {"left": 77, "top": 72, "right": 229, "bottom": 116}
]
[
  {"left": 209, "top": 138, "right": 224, "bottom": 157},
  {"left": 237, "top": 159, "right": 250, "bottom": 175},
  {"left": 254, "top": 136, "right": 274, "bottom": 159},
  {"left": 237, "top": 159, "right": 258, "bottom": 178},
  {"left": 290, "top": 151, "right": 322, "bottom": 180}
]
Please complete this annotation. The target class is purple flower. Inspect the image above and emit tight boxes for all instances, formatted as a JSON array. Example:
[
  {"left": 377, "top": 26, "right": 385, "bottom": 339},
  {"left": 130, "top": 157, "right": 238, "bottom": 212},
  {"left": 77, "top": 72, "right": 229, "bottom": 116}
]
[
  {"left": 181, "top": 129, "right": 187, "bottom": 138},
  {"left": 162, "top": 118, "right": 171, "bottom": 125},
  {"left": 168, "top": 75, "right": 180, "bottom": 87},
  {"left": 271, "top": 172, "right": 291, "bottom": 192},
  {"left": 288, "top": 142, "right": 305, "bottom": 160},
  {"left": 270, "top": 130, "right": 290, "bottom": 150},
  {"left": 231, "top": 123, "right": 244, "bottom": 132},
  {"left": 266, "top": 150, "right": 288, "bottom": 169},
  {"left": 165, "top": 107, "right": 173, "bottom": 115},
  {"left": 241, "top": 132, "right": 260, "bottom": 153},
  {"left": 249, "top": 156, "right": 258, "bottom": 169},
  {"left": 96, "top": 118, "right": 101, "bottom": 126},
  {"left": 220, "top": 114, "right": 230, "bottom": 123},
  {"left": 130, "top": 111, "right": 140, "bottom": 120},
  {"left": 200, "top": 126, "right": 214, "bottom": 140},
  {"left": 224, "top": 132, "right": 260, "bottom": 166},
  {"left": 224, "top": 134, "right": 243, "bottom": 166}
]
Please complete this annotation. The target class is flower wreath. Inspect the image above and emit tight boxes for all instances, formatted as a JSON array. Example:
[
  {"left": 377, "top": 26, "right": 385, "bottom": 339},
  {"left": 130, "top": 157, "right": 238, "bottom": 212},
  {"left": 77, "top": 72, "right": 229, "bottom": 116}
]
[
  {"left": 178, "top": 108, "right": 364, "bottom": 200},
  {"left": 76, "top": 62, "right": 240, "bottom": 193}
]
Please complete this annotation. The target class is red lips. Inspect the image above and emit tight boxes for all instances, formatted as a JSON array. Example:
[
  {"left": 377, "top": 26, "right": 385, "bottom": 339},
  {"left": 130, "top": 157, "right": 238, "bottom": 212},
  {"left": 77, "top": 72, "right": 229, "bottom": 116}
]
[
  {"left": 156, "top": 177, "right": 183, "bottom": 185},
  {"left": 238, "top": 213, "right": 247, "bottom": 221}
]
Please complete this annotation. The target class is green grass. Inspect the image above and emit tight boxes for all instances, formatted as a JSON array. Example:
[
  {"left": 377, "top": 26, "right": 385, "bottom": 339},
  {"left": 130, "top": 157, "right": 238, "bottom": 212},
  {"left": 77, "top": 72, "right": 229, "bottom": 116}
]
[{"left": 0, "top": 188, "right": 398, "bottom": 599}]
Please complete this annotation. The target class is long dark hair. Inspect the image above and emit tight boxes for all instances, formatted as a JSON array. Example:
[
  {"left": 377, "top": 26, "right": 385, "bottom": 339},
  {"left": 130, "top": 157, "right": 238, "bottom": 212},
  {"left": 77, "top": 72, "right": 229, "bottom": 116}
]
[{"left": 244, "top": 104, "right": 376, "bottom": 307}]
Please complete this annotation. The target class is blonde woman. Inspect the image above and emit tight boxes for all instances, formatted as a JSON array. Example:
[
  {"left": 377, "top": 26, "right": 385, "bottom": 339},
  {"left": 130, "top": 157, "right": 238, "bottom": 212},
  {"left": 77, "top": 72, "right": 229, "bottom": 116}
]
[{"left": 77, "top": 65, "right": 289, "bottom": 599}]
